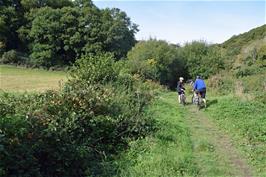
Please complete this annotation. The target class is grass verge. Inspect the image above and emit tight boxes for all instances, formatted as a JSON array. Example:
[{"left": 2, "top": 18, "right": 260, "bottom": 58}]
[{"left": 205, "top": 95, "right": 266, "bottom": 176}]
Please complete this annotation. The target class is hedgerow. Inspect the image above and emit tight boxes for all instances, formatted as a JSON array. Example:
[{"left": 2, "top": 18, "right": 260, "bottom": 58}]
[{"left": 0, "top": 54, "right": 161, "bottom": 176}]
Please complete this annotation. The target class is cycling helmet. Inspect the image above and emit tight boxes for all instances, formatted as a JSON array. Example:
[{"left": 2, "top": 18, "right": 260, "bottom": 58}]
[{"left": 179, "top": 77, "right": 184, "bottom": 81}]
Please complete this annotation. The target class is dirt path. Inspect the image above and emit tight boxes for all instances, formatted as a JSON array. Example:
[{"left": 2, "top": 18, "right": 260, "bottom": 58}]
[{"left": 183, "top": 104, "right": 254, "bottom": 177}]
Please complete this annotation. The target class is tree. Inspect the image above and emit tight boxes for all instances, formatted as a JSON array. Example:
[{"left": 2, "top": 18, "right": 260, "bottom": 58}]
[
  {"left": 19, "top": 3, "right": 138, "bottom": 67},
  {"left": 180, "top": 41, "right": 224, "bottom": 79},
  {"left": 127, "top": 39, "right": 187, "bottom": 88},
  {"left": 0, "top": 1, "right": 24, "bottom": 51},
  {"left": 101, "top": 8, "right": 138, "bottom": 59}
]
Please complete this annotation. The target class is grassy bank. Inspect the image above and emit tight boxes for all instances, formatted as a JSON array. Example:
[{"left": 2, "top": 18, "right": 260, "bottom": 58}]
[
  {"left": 0, "top": 65, "right": 67, "bottom": 92},
  {"left": 205, "top": 95, "right": 266, "bottom": 176}
]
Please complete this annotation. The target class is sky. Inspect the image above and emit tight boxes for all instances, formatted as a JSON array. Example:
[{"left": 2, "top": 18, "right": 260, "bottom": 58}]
[{"left": 93, "top": 0, "right": 266, "bottom": 44}]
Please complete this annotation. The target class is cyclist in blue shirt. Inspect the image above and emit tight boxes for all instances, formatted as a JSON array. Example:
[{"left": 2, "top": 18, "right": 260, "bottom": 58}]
[{"left": 193, "top": 76, "right": 207, "bottom": 105}]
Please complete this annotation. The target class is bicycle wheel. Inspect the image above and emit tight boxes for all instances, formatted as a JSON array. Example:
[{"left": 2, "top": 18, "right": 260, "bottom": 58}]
[
  {"left": 181, "top": 94, "right": 185, "bottom": 105},
  {"left": 203, "top": 99, "right": 207, "bottom": 108},
  {"left": 197, "top": 97, "right": 202, "bottom": 110}
]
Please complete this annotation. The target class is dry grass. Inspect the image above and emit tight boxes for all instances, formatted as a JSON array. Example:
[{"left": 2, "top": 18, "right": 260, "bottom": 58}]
[{"left": 0, "top": 65, "right": 67, "bottom": 92}]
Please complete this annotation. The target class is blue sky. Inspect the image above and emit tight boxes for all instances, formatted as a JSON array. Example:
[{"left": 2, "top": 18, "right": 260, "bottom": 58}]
[{"left": 93, "top": 1, "right": 266, "bottom": 44}]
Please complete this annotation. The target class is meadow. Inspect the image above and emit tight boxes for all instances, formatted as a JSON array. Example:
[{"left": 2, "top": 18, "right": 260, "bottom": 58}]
[{"left": 0, "top": 65, "right": 67, "bottom": 92}]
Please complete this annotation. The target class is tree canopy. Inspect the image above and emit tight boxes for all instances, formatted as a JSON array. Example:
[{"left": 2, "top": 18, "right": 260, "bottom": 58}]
[
  {"left": 126, "top": 39, "right": 187, "bottom": 88},
  {"left": 0, "top": 0, "right": 138, "bottom": 67}
]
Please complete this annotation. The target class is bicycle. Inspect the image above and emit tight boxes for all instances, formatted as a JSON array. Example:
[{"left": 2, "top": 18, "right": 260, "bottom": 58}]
[
  {"left": 193, "top": 91, "right": 206, "bottom": 110},
  {"left": 191, "top": 91, "right": 198, "bottom": 105},
  {"left": 180, "top": 90, "right": 186, "bottom": 106}
]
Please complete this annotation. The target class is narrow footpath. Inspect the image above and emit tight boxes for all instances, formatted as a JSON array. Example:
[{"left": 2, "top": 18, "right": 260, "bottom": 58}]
[{"left": 182, "top": 102, "right": 253, "bottom": 177}]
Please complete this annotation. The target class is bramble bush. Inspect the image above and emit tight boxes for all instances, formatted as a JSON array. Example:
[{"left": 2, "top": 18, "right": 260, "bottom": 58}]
[{"left": 0, "top": 54, "right": 160, "bottom": 176}]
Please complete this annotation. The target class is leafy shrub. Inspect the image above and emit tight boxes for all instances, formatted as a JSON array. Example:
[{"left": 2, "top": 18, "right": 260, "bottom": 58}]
[
  {"left": 0, "top": 54, "right": 159, "bottom": 176},
  {"left": 235, "top": 67, "right": 253, "bottom": 78},
  {"left": 240, "top": 72, "right": 266, "bottom": 93},
  {"left": 70, "top": 53, "right": 118, "bottom": 84},
  {"left": 0, "top": 50, "right": 19, "bottom": 64},
  {"left": 207, "top": 73, "right": 234, "bottom": 95},
  {"left": 0, "top": 50, "right": 29, "bottom": 65}
]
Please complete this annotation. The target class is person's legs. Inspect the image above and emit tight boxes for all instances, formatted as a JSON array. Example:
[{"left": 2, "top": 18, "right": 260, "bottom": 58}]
[
  {"left": 178, "top": 92, "right": 182, "bottom": 103},
  {"left": 200, "top": 89, "right": 207, "bottom": 107}
]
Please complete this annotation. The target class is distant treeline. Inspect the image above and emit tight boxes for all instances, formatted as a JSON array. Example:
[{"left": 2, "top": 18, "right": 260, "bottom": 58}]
[{"left": 0, "top": 0, "right": 138, "bottom": 67}]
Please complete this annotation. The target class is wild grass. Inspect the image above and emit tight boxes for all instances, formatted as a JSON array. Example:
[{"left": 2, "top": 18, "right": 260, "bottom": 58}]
[
  {"left": 114, "top": 92, "right": 199, "bottom": 177},
  {"left": 0, "top": 65, "right": 67, "bottom": 92},
  {"left": 205, "top": 96, "right": 266, "bottom": 176}
]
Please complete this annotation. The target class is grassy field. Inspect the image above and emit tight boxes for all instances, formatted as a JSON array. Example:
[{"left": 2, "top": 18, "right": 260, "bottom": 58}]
[
  {"left": 205, "top": 95, "right": 266, "bottom": 176},
  {"left": 0, "top": 65, "right": 67, "bottom": 92}
]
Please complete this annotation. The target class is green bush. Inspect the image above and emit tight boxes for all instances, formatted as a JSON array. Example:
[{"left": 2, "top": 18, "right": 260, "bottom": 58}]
[
  {"left": 207, "top": 73, "right": 234, "bottom": 95},
  {"left": 0, "top": 50, "right": 19, "bottom": 64},
  {"left": 235, "top": 67, "right": 254, "bottom": 78},
  {"left": 0, "top": 50, "right": 29, "bottom": 65},
  {"left": 234, "top": 65, "right": 264, "bottom": 78},
  {"left": 240, "top": 72, "right": 266, "bottom": 93},
  {"left": 0, "top": 54, "right": 158, "bottom": 176}
]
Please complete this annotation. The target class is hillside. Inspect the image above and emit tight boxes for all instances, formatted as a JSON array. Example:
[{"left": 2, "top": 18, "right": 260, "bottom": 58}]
[
  {"left": 220, "top": 24, "right": 266, "bottom": 70},
  {"left": 207, "top": 25, "right": 266, "bottom": 106},
  {"left": 222, "top": 24, "right": 266, "bottom": 49}
]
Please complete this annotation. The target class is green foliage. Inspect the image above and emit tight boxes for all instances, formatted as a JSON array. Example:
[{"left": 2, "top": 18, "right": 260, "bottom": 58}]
[
  {"left": 256, "top": 44, "right": 266, "bottom": 67},
  {"left": 0, "top": 50, "right": 19, "bottom": 64},
  {"left": 21, "top": 0, "right": 74, "bottom": 10},
  {"left": 0, "top": 2, "right": 24, "bottom": 50},
  {"left": 233, "top": 65, "right": 264, "bottom": 78},
  {"left": 127, "top": 39, "right": 187, "bottom": 88},
  {"left": 0, "top": 54, "right": 159, "bottom": 176},
  {"left": 0, "top": 50, "right": 30, "bottom": 65},
  {"left": 221, "top": 25, "right": 266, "bottom": 70},
  {"left": 70, "top": 53, "right": 118, "bottom": 84},
  {"left": 101, "top": 8, "right": 138, "bottom": 59},
  {"left": 207, "top": 73, "right": 234, "bottom": 95},
  {"left": 208, "top": 68, "right": 266, "bottom": 104},
  {"left": 222, "top": 25, "right": 266, "bottom": 50},
  {"left": 0, "top": 0, "right": 137, "bottom": 67},
  {"left": 29, "top": 43, "right": 54, "bottom": 67},
  {"left": 181, "top": 41, "right": 224, "bottom": 79}
]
